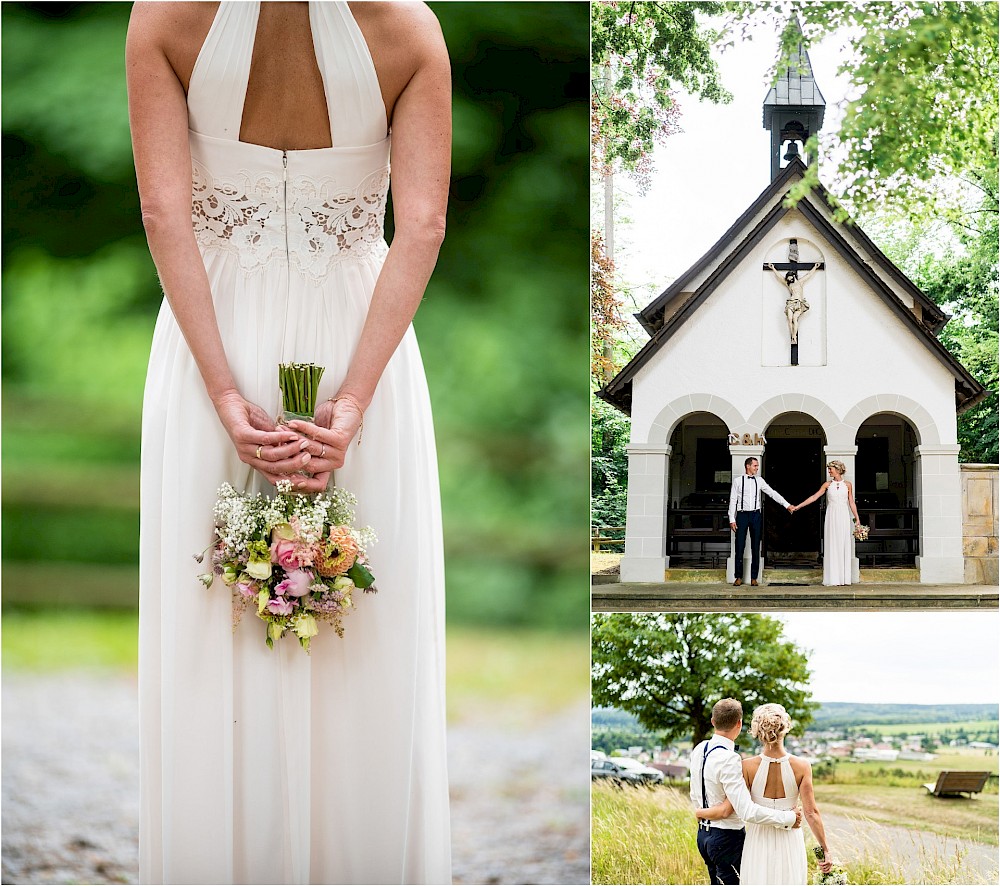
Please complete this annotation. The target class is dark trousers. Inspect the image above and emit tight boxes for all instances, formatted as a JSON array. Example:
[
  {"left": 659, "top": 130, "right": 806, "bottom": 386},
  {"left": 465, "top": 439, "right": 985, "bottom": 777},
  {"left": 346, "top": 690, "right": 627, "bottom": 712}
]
[
  {"left": 733, "top": 510, "right": 762, "bottom": 580},
  {"left": 696, "top": 825, "right": 745, "bottom": 885}
]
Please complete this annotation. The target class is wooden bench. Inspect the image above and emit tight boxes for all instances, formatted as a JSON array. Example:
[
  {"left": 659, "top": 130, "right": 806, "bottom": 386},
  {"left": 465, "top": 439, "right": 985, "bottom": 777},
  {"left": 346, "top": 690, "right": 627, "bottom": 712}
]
[
  {"left": 922, "top": 771, "right": 991, "bottom": 797},
  {"left": 592, "top": 527, "right": 625, "bottom": 552}
]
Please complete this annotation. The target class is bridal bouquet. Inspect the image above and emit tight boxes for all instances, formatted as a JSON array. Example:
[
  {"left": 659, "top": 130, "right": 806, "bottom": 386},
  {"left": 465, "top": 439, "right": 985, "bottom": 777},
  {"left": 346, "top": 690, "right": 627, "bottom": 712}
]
[
  {"left": 197, "top": 362, "right": 377, "bottom": 652},
  {"left": 812, "top": 846, "right": 847, "bottom": 885},
  {"left": 198, "top": 481, "right": 377, "bottom": 651},
  {"left": 852, "top": 522, "right": 870, "bottom": 541}
]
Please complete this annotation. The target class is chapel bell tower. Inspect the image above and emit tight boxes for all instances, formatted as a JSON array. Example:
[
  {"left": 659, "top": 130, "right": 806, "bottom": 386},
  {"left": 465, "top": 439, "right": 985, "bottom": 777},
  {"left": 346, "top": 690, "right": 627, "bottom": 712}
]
[{"left": 763, "top": 20, "right": 826, "bottom": 179}]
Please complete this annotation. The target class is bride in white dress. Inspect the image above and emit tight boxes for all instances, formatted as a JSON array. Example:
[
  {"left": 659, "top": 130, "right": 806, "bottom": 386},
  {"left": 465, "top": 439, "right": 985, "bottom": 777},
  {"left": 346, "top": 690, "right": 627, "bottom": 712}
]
[
  {"left": 127, "top": 3, "right": 451, "bottom": 882},
  {"left": 792, "top": 460, "right": 862, "bottom": 586},
  {"left": 696, "top": 704, "right": 834, "bottom": 885}
]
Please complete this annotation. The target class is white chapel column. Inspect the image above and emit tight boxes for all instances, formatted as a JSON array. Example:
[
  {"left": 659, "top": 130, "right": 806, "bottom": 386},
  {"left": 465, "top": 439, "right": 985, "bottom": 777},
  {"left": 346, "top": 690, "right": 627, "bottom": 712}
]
[
  {"left": 728, "top": 444, "right": 764, "bottom": 583},
  {"left": 825, "top": 445, "right": 859, "bottom": 582},
  {"left": 914, "top": 443, "right": 964, "bottom": 583},
  {"left": 620, "top": 444, "right": 671, "bottom": 582}
]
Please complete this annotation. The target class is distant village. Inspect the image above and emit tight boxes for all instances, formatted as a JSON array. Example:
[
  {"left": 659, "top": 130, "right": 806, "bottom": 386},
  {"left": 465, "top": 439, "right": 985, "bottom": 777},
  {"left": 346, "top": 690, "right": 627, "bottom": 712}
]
[{"left": 593, "top": 726, "right": 999, "bottom": 780}]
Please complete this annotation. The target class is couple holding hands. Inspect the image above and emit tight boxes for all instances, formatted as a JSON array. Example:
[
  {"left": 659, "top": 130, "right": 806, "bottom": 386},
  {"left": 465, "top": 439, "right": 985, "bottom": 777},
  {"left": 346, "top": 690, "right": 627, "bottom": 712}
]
[{"left": 728, "top": 457, "right": 862, "bottom": 587}]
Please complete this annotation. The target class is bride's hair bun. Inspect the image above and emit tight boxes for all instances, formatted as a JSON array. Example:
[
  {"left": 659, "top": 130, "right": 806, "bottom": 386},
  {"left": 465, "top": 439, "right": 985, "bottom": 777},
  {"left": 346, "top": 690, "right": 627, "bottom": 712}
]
[
  {"left": 827, "top": 460, "right": 847, "bottom": 476},
  {"left": 750, "top": 703, "right": 792, "bottom": 744}
]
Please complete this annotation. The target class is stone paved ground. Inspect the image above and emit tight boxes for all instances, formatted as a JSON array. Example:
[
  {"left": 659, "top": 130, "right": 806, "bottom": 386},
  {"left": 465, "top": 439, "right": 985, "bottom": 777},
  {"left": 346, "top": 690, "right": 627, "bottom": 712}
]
[{"left": 1, "top": 673, "right": 590, "bottom": 886}]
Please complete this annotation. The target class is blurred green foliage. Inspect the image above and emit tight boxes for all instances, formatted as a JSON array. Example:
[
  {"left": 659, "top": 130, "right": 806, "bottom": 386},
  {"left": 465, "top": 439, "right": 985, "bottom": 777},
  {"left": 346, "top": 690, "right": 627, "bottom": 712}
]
[{"left": 1, "top": 2, "right": 590, "bottom": 630}]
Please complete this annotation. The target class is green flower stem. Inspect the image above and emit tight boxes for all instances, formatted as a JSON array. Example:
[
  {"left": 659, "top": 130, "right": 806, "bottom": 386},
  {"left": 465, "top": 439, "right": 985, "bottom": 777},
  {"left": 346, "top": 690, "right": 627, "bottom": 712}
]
[{"left": 279, "top": 362, "right": 325, "bottom": 420}]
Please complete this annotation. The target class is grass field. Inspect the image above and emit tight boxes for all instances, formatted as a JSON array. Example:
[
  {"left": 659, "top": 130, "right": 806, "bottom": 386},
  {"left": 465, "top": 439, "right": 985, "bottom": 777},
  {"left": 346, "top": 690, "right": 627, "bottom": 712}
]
[
  {"left": 1, "top": 608, "right": 589, "bottom": 721},
  {"left": 855, "top": 720, "right": 999, "bottom": 738},
  {"left": 814, "top": 783, "right": 999, "bottom": 846},
  {"left": 817, "top": 750, "right": 999, "bottom": 794},
  {"left": 592, "top": 782, "right": 997, "bottom": 885}
]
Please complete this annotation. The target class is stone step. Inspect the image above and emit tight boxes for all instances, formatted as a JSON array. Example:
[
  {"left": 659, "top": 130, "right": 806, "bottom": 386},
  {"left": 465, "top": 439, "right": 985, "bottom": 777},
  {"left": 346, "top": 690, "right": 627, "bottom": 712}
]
[
  {"left": 655, "top": 567, "right": 922, "bottom": 585},
  {"left": 592, "top": 583, "right": 998, "bottom": 612}
]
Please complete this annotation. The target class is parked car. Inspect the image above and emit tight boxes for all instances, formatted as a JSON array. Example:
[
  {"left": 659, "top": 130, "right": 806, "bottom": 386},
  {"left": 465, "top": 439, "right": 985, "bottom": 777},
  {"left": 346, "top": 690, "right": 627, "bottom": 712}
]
[
  {"left": 610, "top": 757, "right": 665, "bottom": 784},
  {"left": 591, "top": 758, "right": 646, "bottom": 786}
]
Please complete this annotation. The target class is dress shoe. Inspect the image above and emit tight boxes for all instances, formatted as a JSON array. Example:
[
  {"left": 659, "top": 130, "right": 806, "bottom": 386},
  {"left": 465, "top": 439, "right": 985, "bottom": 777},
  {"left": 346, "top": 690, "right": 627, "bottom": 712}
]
[
  {"left": 751, "top": 579, "right": 759, "bottom": 586},
  {"left": 733, "top": 578, "right": 742, "bottom": 587}
]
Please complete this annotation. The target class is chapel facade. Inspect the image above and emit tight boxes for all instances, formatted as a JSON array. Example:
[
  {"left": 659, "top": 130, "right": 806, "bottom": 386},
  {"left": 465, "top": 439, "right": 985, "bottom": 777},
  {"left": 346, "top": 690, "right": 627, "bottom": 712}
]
[{"left": 599, "top": 38, "right": 987, "bottom": 585}]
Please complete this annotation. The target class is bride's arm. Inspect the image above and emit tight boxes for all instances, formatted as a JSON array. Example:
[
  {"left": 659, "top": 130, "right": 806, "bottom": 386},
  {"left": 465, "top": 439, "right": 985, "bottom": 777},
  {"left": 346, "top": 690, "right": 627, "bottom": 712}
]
[
  {"left": 798, "top": 764, "right": 833, "bottom": 873},
  {"left": 794, "top": 482, "right": 829, "bottom": 511},
  {"left": 125, "top": 6, "right": 306, "bottom": 485},
  {"left": 288, "top": 7, "right": 451, "bottom": 491},
  {"left": 846, "top": 481, "right": 862, "bottom": 524}
]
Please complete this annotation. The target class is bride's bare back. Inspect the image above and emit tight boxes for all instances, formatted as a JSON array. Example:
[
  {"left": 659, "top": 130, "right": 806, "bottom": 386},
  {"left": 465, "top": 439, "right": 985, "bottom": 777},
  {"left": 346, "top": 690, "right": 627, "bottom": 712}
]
[{"left": 140, "top": 1, "right": 438, "bottom": 150}]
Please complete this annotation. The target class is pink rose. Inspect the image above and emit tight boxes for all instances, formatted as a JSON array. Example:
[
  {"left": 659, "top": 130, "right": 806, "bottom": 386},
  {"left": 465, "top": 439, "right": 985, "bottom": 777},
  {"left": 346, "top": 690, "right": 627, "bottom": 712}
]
[
  {"left": 235, "top": 581, "right": 257, "bottom": 599},
  {"left": 266, "top": 596, "right": 295, "bottom": 616},
  {"left": 274, "top": 568, "right": 313, "bottom": 598},
  {"left": 271, "top": 538, "right": 306, "bottom": 570}
]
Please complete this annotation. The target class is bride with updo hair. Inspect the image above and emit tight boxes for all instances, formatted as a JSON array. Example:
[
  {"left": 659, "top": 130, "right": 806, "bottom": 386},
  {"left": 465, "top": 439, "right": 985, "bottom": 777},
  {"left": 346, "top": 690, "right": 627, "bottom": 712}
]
[
  {"left": 792, "top": 461, "right": 863, "bottom": 586},
  {"left": 696, "top": 703, "right": 834, "bottom": 884}
]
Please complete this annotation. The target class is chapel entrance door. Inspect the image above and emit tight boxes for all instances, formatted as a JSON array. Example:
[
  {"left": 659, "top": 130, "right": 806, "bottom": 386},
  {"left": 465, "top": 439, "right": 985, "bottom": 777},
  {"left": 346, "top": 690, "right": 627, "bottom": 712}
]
[{"left": 762, "top": 438, "right": 823, "bottom": 567}]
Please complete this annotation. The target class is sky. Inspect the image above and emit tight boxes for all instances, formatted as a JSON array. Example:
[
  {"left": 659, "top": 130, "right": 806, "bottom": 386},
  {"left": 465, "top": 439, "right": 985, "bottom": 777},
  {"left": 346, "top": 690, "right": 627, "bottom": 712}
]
[
  {"left": 610, "top": 16, "right": 857, "bottom": 304},
  {"left": 776, "top": 611, "right": 1000, "bottom": 705}
]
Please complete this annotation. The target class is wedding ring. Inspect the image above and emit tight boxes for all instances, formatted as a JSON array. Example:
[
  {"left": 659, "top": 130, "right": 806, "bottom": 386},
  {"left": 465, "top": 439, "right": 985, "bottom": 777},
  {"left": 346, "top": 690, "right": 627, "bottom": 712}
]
[
  {"left": 256, "top": 445, "right": 263, "bottom": 459},
  {"left": 320, "top": 444, "right": 326, "bottom": 458}
]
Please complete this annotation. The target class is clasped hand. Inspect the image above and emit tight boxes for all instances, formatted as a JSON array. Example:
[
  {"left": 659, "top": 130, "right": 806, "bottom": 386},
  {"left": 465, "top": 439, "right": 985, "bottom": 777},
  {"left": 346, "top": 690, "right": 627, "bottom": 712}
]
[{"left": 215, "top": 391, "right": 363, "bottom": 494}]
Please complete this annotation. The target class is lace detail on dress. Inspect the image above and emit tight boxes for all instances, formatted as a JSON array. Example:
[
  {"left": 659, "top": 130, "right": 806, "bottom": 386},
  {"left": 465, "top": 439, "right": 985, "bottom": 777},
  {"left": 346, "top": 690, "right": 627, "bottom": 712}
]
[{"left": 191, "top": 160, "right": 389, "bottom": 279}]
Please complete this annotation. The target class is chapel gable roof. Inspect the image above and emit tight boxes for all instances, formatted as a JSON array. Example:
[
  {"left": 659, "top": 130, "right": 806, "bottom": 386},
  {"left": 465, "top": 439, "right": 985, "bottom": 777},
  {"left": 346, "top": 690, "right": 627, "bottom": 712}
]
[{"left": 599, "top": 159, "right": 985, "bottom": 415}]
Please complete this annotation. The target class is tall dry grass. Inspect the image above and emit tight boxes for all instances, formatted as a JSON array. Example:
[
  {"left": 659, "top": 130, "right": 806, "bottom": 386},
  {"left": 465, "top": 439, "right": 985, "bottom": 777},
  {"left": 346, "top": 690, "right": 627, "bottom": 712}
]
[{"left": 591, "top": 782, "right": 998, "bottom": 885}]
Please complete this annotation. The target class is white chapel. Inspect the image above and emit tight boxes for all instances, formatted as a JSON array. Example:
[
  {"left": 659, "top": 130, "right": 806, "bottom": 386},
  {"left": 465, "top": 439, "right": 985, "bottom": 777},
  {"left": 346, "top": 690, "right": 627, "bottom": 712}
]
[{"left": 599, "top": 36, "right": 987, "bottom": 585}]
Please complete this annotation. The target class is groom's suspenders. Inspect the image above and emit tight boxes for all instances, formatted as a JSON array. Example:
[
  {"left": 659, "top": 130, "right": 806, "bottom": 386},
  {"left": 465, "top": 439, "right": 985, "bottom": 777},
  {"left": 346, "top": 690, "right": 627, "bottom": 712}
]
[
  {"left": 738, "top": 477, "right": 759, "bottom": 512},
  {"left": 699, "top": 744, "right": 728, "bottom": 832}
]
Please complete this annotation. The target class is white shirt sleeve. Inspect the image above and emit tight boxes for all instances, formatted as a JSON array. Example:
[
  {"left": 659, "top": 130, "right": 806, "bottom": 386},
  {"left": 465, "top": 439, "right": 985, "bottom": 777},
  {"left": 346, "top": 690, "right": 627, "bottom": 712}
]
[
  {"left": 727, "top": 478, "right": 740, "bottom": 524},
  {"left": 717, "top": 754, "right": 796, "bottom": 828},
  {"left": 689, "top": 741, "right": 705, "bottom": 808},
  {"left": 757, "top": 476, "right": 791, "bottom": 509}
]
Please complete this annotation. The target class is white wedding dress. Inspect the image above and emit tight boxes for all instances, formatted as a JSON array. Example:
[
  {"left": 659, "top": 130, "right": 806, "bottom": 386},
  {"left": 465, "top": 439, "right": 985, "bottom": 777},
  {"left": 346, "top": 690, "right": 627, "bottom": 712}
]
[
  {"left": 138, "top": 4, "right": 450, "bottom": 883},
  {"left": 823, "top": 481, "right": 853, "bottom": 586},
  {"left": 739, "top": 755, "right": 806, "bottom": 885}
]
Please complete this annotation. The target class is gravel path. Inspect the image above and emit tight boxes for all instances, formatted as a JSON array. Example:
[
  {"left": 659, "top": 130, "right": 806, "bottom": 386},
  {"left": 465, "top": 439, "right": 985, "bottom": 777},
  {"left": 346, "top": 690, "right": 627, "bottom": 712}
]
[
  {"left": 1, "top": 673, "right": 589, "bottom": 885},
  {"left": 823, "top": 811, "right": 999, "bottom": 883}
]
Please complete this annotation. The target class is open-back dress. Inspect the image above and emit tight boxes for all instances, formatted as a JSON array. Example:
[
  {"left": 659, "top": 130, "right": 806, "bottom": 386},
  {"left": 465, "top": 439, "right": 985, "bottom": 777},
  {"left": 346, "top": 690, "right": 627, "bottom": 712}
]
[{"left": 138, "top": 4, "right": 451, "bottom": 882}]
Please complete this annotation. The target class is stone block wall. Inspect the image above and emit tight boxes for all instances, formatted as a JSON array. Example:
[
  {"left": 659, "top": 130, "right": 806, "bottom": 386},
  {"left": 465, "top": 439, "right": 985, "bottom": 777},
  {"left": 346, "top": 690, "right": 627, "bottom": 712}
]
[{"left": 961, "top": 464, "right": 998, "bottom": 585}]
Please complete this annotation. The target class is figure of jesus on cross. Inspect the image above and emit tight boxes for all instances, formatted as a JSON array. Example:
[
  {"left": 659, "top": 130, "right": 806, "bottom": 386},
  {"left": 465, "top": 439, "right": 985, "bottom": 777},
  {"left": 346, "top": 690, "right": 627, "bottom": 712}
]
[{"left": 765, "top": 246, "right": 823, "bottom": 364}]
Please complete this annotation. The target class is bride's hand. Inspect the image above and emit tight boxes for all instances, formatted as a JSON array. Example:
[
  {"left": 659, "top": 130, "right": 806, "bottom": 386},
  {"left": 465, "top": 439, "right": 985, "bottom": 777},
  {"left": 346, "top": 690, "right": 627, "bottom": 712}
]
[
  {"left": 213, "top": 390, "right": 311, "bottom": 485},
  {"left": 285, "top": 398, "right": 364, "bottom": 493},
  {"left": 818, "top": 854, "right": 833, "bottom": 874}
]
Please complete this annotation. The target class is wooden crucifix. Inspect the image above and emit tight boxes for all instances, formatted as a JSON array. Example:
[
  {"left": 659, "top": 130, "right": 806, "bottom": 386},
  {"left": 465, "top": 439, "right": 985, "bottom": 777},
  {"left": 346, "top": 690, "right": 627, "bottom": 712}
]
[{"left": 763, "top": 239, "right": 824, "bottom": 365}]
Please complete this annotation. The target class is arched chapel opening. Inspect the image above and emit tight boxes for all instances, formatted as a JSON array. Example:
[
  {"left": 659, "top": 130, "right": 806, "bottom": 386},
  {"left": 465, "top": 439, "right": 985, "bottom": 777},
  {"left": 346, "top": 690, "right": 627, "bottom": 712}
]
[
  {"left": 762, "top": 412, "right": 826, "bottom": 566},
  {"left": 854, "top": 414, "right": 919, "bottom": 566},
  {"left": 666, "top": 413, "right": 730, "bottom": 566}
]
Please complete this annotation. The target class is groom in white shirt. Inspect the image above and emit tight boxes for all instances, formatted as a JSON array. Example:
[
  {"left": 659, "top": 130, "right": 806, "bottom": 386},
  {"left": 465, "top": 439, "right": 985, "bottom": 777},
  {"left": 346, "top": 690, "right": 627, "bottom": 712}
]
[
  {"left": 689, "top": 698, "right": 801, "bottom": 885},
  {"left": 728, "top": 456, "right": 794, "bottom": 586}
]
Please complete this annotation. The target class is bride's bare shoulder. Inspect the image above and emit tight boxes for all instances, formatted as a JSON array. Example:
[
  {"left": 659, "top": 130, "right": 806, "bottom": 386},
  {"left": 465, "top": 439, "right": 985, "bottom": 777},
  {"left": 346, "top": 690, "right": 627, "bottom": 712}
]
[
  {"left": 788, "top": 755, "right": 811, "bottom": 777},
  {"left": 742, "top": 756, "right": 761, "bottom": 778},
  {"left": 350, "top": 2, "right": 446, "bottom": 63},
  {"left": 127, "top": 2, "right": 218, "bottom": 88}
]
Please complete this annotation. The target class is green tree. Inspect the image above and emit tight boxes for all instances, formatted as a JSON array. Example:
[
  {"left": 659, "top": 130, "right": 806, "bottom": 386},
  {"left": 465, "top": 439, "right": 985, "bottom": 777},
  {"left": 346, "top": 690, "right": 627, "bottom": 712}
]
[
  {"left": 592, "top": 613, "right": 817, "bottom": 746},
  {"left": 592, "top": 0, "right": 731, "bottom": 187},
  {"left": 591, "top": 397, "right": 630, "bottom": 529},
  {"left": 750, "top": 2, "right": 999, "bottom": 223},
  {"left": 861, "top": 179, "right": 998, "bottom": 463}
]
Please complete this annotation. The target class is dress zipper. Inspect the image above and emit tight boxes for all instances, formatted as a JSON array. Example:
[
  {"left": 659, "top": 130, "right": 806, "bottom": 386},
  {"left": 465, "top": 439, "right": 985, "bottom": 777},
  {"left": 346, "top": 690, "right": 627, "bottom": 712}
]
[{"left": 282, "top": 151, "right": 289, "bottom": 261}]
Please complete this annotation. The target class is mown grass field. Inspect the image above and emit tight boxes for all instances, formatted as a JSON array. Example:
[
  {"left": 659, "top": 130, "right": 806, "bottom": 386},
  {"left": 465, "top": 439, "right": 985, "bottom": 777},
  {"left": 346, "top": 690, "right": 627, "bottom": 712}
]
[
  {"left": 592, "top": 782, "right": 997, "bottom": 885},
  {"left": 813, "top": 782, "right": 999, "bottom": 846}
]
